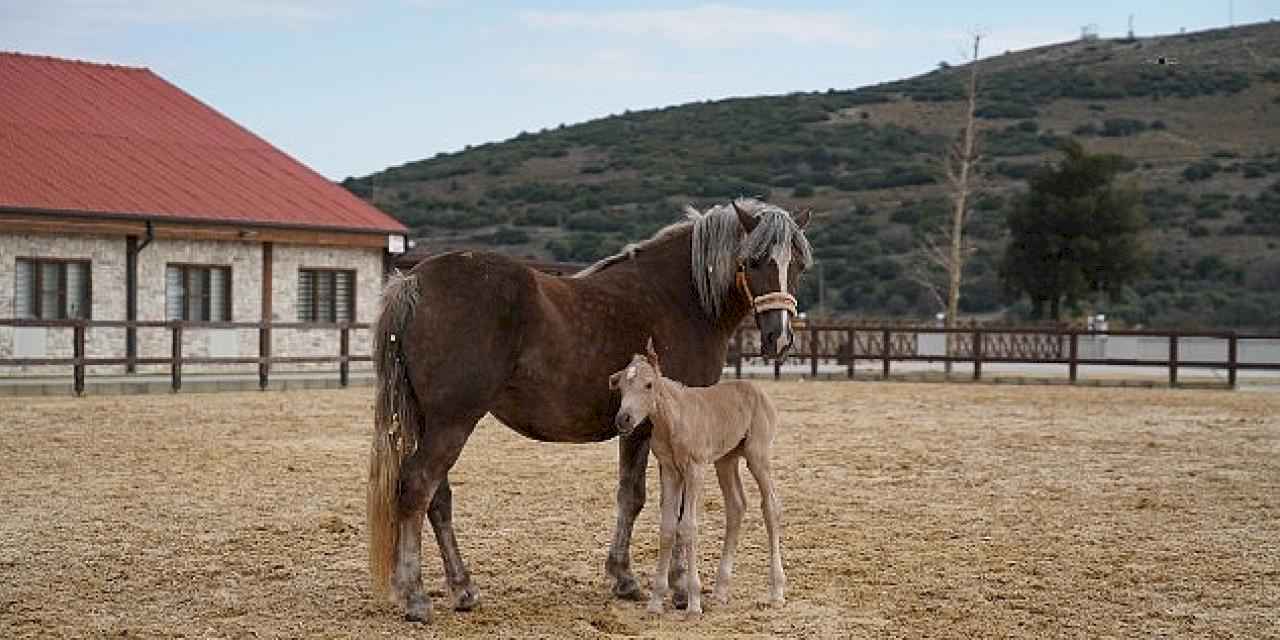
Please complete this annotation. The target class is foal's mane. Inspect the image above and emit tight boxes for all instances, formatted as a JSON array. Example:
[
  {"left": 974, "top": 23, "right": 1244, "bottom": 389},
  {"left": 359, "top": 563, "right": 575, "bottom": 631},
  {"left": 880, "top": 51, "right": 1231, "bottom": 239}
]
[{"left": 574, "top": 198, "right": 813, "bottom": 321}]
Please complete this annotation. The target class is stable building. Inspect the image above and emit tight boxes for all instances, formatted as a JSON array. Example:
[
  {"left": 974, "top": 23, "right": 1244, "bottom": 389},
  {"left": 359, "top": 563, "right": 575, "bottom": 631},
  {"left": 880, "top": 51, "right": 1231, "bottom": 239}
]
[{"left": 0, "top": 52, "right": 407, "bottom": 377}]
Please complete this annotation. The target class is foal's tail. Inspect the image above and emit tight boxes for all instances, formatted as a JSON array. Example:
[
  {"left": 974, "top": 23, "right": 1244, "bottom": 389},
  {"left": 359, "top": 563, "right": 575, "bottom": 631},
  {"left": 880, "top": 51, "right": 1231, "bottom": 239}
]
[{"left": 368, "top": 270, "right": 423, "bottom": 595}]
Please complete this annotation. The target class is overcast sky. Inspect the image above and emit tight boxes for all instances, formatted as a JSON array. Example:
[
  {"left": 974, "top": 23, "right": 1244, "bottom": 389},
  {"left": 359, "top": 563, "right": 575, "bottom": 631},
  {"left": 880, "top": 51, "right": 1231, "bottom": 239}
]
[{"left": 3, "top": 1, "right": 1273, "bottom": 180}]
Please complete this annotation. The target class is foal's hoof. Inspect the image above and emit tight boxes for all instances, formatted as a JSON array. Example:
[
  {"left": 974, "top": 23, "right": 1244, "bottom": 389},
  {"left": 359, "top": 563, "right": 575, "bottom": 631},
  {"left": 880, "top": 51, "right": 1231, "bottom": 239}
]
[
  {"left": 672, "top": 590, "right": 689, "bottom": 610},
  {"left": 611, "top": 576, "right": 644, "bottom": 601},
  {"left": 453, "top": 584, "right": 481, "bottom": 612}
]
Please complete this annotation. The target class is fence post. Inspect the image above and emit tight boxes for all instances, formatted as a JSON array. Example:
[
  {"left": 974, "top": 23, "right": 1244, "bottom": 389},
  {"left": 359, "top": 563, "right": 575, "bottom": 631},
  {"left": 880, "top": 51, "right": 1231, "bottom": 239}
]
[
  {"left": 881, "top": 328, "right": 891, "bottom": 380},
  {"left": 1227, "top": 332, "right": 1238, "bottom": 389},
  {"left": 733, "top": 329, "right": 743, "bottom": 379},
  {"left": 1168, "top": 335, "right": 1178, "bottom": 387},
  {"left": 259, "top": 325, "right": 270, "bottom": 390},
  {"left": 339, "top": 325, "right": 350, "bottom": 388},
  {"left": 73, "top": 322, "right": 85, "bottom": 397},
  {"left": 846, "top": 328, "right": 855, "bottom": 379},
  {"left": 810, "top": 325, "right": 819, "bottom": 379},
  {"left": 972, "top": 329, "right": 983, "bottom": 381},
  {"left": 171, "top": 324, "right": 182, "bottom": 393},
  {"left": 773, "top": 357, "right": 781, "bottom": 381},
  {"left": 1069, "top": 331, "right": 1079, "bottom": 384}
]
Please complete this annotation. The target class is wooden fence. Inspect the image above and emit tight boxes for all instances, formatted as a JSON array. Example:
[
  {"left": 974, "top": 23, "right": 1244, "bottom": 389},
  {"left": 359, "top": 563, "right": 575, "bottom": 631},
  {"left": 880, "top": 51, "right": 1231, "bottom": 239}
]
[
  {"left": 0, "top": 318, "right": 368, "bottom": 395},
  {"left": 727, "top": 323, "right": 1280, "bottom": 388},
  {"left": 4, "top": 319, "right": 1280, "bottom": 395}
]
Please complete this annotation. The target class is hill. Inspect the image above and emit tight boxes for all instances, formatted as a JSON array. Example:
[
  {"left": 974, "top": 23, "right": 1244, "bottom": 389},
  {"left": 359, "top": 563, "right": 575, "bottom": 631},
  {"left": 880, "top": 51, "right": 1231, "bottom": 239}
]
[{"left": 343, "top": 21, "right": 1280, "bottom": 330}]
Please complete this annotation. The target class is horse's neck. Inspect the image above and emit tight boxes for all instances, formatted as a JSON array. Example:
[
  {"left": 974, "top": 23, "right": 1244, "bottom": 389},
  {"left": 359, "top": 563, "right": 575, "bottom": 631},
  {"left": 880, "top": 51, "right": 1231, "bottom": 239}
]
[{"left": 588, "top": 230, "right": 751, "bottom": 337}]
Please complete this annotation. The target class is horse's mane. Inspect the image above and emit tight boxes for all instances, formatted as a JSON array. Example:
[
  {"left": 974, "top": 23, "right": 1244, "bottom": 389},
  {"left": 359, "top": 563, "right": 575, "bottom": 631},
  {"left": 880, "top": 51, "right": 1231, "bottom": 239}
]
[{"left": 574, "top": 198, "right": 813, "bottom": 321}]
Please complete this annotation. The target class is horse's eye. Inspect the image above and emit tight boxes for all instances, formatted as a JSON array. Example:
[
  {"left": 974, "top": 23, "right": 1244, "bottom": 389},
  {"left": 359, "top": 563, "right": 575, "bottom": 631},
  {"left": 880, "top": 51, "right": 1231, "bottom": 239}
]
[{"left": 645, "top": 382, "right": 652, "bottom": 389}]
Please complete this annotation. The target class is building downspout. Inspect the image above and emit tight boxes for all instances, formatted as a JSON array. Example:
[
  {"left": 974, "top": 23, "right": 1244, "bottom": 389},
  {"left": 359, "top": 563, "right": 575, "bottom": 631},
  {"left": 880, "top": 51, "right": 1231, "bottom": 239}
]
[{"left": 125, "top": 221, "right": 154, "bottom": 374}]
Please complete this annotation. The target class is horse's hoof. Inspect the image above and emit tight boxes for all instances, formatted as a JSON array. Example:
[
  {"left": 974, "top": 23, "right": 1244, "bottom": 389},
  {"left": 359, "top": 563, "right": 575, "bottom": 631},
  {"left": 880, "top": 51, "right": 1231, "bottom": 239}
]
[
  {"left": 453, "top": 584, "right": 481, "bottom": 611},
  {"left": 612, "top": 576, "right": 643, "bottom": 601},
  {"left": 404, "top": 596, "right": 432, "bottom": 623},
  {"left": 769, "top": 595, "right": 786, "bottom": 608},
  {"left": 646, "top": 600, "right": 664, "bottom": 615}
]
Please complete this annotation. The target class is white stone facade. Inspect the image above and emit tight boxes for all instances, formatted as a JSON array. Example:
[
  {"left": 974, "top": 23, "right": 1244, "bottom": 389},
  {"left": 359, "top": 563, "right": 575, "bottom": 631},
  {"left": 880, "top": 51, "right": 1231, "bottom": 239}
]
[{"left": 1, "top": 231, "right": 382, "bottom": 377}]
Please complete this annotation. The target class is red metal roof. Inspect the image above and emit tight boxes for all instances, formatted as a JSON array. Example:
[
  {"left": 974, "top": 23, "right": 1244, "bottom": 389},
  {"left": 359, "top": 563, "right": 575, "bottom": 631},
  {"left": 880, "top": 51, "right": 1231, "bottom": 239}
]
[{"left": 0, "top": 52, "right": 405, "bottom": 234}]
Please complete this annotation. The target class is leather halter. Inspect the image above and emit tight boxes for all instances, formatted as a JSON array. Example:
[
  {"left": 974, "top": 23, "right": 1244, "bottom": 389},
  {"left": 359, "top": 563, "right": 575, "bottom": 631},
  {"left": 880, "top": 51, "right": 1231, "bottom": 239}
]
[{"left": 735, "top": 261, "right": 798, "bottom": 317}]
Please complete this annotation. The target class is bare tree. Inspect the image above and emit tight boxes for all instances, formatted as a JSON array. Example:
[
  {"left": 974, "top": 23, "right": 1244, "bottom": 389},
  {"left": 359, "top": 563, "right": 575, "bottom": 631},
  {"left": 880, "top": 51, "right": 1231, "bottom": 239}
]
[{"left": 909, "top": 33, "right": 982, "bottom": 373}]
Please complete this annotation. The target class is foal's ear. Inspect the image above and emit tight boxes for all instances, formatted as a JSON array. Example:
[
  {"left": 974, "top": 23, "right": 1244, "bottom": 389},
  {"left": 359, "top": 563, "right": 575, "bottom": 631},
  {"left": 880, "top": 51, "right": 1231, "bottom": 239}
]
[
  {"left": 733, "top": 199, "right": 759, "bottom": 233},
  {"left": 794, "top": 207, "right": 812, "bottom": 229},
  {"left": 608, "top": 371, "right": 623, "bottom": 391},
  {"left": 645, "top": 337, "right": 661, "bottom": 368}
]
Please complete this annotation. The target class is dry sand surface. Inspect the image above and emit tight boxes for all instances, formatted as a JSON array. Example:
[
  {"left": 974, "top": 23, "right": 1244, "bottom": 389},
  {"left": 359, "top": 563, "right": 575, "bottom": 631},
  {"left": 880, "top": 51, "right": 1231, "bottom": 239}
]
[{"left": 1, "top": 382, "right": 1277, "bottom": 639}]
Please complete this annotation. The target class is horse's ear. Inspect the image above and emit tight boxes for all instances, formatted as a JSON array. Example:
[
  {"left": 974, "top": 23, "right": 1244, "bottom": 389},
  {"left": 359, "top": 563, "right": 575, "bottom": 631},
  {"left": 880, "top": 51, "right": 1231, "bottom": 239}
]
[
  {"left": 733, "top": 199, "right": 759, "bottom": 233},
  {"left": 645, "top": 337, "right": 661, "bottom": 368},
  {"left": 608, "top": 371, "right": 623, "bottom": 391},
  {"left": 794, "top": 207, "right": 812, "bottom": 229}
]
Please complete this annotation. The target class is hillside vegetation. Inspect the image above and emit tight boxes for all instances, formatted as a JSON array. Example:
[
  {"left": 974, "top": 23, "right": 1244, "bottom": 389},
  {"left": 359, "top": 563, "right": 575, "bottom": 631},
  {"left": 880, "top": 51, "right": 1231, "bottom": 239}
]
[{"left": 344, "top": 21, "right": 1280, "bottom": 330}]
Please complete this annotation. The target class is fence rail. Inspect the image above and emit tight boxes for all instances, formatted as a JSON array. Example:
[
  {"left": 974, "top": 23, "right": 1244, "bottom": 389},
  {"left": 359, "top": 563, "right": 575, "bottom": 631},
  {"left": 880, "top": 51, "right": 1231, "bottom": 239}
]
[
  {"left": 4, "top": 319, "right": 1280, "bottom": 395},
  {"left": 727, "top": 323, "right": 1280, "bottom": 388},
  {"left": 0, "top": 319, "right": 369, "bottom": 395}
]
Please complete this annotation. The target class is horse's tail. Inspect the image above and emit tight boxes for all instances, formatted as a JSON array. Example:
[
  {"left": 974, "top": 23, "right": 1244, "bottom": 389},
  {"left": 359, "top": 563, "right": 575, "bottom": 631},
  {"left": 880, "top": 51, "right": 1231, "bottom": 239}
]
[{"left": 367, "top": 269, "right": 423, "bottom": 595}]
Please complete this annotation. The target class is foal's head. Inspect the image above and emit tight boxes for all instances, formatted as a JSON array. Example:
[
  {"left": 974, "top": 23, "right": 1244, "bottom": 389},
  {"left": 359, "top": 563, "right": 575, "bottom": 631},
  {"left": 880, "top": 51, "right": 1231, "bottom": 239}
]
[{"left": 608, "top": 338, "right": 663, "bottom": 436}]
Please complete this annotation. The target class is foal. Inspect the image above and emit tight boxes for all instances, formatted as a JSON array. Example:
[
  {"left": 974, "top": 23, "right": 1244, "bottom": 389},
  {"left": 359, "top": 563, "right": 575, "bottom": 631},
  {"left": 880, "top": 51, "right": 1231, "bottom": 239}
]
[{"left": 610, "top": 339, "right": 785, "bottom": 615}]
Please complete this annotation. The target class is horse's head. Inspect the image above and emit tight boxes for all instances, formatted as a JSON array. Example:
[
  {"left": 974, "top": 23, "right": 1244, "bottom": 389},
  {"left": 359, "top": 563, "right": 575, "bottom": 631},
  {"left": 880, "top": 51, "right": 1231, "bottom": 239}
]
[
  {"left": 608, "top": 338, "right": 662, "bottom": 437},
  {"left": 733, "top": 199, "right": 813, "bottom": 361}
]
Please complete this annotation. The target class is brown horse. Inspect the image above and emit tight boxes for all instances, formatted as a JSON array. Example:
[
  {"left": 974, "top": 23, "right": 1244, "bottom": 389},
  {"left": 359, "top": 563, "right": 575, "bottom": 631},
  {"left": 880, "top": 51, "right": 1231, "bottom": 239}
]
[{"left": 367, "top": 198, "right": 812, "bottom": 622}]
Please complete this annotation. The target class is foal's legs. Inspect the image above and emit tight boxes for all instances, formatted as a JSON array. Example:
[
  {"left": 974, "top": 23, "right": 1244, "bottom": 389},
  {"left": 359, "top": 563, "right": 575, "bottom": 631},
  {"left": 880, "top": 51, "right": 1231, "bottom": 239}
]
[
  {"left": 606, "top": 433, "right": 650, "bottom": 600},
  {"left": 745, "top": 453, "right": 786, "bottom": 604},
  {"left": 678, "top": 464, "right": 706, "bottom": 616},
  {"left": 606, "top": 434, "right": 689, "bottom": 607},
  {"left": 712, "top": 456, "right": 746, "bottom": 604},
  {"left": 427, "top": 477, "right": 479, "bottom": 610},
  {"left": 647, "top": 462, "right": 682, "bottom": 614}
]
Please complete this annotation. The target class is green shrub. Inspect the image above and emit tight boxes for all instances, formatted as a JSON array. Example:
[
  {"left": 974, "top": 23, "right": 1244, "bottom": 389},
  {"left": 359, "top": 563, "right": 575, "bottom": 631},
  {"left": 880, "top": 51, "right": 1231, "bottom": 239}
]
[
  {"left": 975, "top": 102, "right": 1039, "bottom": 119},
  {"left": 1100, "top": 118, "right": 1147, "bottom": 137},
  {"left": 1182, "top": 160, "right": 1221, "bottom": 182}
]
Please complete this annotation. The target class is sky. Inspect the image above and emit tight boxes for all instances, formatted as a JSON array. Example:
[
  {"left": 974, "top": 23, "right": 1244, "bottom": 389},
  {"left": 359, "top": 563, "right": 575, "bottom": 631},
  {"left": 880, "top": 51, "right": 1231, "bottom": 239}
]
[{"left": 2, "top": 1, "right": 1275, "bottom": 181}]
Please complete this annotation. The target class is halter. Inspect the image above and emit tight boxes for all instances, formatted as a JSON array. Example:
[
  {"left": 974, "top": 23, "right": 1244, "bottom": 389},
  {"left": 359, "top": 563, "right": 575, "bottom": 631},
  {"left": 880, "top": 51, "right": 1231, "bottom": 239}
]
[{"left": 735, "top": 261, "right": 798, "bottom": 317}]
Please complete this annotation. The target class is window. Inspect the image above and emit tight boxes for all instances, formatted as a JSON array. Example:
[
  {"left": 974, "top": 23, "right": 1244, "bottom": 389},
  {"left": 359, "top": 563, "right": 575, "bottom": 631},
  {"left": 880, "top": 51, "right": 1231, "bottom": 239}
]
[
  {"left": 166, "top": 264, "right": 232, "bottom": 322},
  {"left": 298, "top": 269, "right": 355, "bottom": 322},
  {"left": 15, "top": 258, "right": 91, "bottom": 320}
]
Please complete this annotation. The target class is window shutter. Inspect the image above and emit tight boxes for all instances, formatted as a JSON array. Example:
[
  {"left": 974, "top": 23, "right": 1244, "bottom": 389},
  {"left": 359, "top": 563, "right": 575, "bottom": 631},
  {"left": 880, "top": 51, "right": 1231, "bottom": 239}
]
[
  {"left": 39, "top": 262, "right": 61, "bottom": 320},
  {"left": 188, "top": 268, "right": 208, "bottom": 321},
  {"left": 208, "top": 267, "right": 227, "bottom": 321},
  {"left": 335, "top": 271, "right": 353, "bottom": 322},
  {"left": 65, "top": 262, "right": 89, "bottom": 319},
  {"left": 15, "top": 259, "right": 33, "bottom": 319},
  {"left": 166, "top": 266, "right": 184, "bottom": 320},
  {"left": 298, "top": 270, "right": 314, "bottom": 321},
  {"left": 316, "top": 271, "right": 335, "bottom": 322}
]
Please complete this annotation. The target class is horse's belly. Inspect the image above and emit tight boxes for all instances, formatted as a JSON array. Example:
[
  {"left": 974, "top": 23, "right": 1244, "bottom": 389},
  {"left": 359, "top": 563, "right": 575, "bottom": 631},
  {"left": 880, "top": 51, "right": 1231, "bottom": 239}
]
[{"left": 489, "top": 385, "right": 616, "bottom": 444}]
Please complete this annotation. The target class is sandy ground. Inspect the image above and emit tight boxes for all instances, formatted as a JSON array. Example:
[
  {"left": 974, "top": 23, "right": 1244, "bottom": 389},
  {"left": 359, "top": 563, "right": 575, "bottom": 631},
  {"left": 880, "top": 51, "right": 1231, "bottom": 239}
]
[{"left": 0, "top": 382, "right": 1277, "bottom": 639}]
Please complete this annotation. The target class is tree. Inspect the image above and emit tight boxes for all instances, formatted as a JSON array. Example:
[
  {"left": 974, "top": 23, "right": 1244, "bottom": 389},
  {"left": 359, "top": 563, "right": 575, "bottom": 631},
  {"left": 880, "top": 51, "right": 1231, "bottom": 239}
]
[
  {"left": 909, "top": 33, "right": 982, "bottom": 373},
  {"left": 1000, "top": 140, "right": 1147, "bottom": 321}
]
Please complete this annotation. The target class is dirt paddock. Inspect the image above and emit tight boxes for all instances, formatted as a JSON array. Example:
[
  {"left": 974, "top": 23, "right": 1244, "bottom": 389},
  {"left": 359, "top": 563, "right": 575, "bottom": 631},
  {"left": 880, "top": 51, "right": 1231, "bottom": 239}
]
[{"left": 1, "top": 382, "right": 1277, "bottom": 638}]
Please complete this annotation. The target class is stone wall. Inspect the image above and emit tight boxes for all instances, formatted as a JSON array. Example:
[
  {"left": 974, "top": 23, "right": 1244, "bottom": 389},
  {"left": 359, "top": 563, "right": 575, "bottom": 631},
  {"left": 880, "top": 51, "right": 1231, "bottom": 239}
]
[
  {"left": 268, "top": 244, "right": 381, "bottom": 372},
  {"left": 1, "top": 231, "right": 383, "bottom": 377},
  {"left": 0, "top": 233, "right": 127, "bottom": 376}
]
